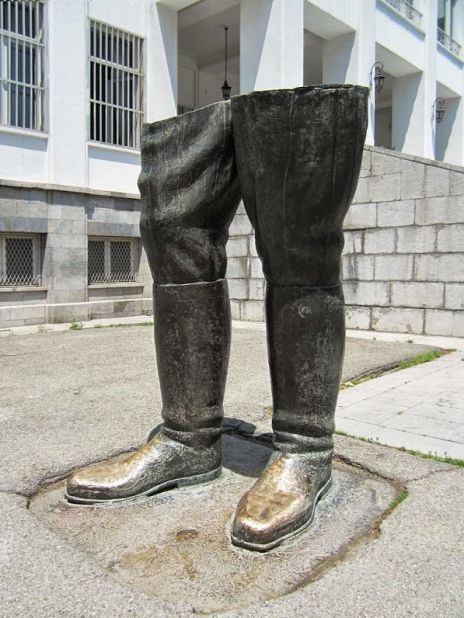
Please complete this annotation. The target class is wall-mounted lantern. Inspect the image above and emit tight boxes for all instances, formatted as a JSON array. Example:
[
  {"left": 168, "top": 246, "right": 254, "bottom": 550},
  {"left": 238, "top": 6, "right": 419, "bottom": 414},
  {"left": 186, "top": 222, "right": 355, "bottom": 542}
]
[
  {"left": 432, "top": 97, "right": 446, "bottom": 123},
  {"left": 369, "top": 61, "right": 385, "bottom": 93}
]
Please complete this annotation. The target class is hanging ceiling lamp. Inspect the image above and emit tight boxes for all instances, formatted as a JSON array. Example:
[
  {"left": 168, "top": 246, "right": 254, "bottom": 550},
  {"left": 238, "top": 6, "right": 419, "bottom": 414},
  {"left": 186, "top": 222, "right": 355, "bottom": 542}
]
[{"left": 221, "top": 26, "right": 232, "bottom": 100}]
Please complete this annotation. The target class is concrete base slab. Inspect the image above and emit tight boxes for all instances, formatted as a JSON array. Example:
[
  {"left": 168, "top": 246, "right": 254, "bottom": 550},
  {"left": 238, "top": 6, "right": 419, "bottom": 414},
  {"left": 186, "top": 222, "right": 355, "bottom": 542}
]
[{"left": 30, "top": 436, "right": 397, "bottom": 614}]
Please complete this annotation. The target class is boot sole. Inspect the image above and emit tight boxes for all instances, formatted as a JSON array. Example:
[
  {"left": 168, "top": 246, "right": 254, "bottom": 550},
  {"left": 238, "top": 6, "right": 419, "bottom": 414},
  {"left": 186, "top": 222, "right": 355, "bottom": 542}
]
[
  {"left": 65, "top": 466, "right": 222, "bottom": 505},
  {"left": 231, "top": 475, "right": 332, "bottom": 552}
]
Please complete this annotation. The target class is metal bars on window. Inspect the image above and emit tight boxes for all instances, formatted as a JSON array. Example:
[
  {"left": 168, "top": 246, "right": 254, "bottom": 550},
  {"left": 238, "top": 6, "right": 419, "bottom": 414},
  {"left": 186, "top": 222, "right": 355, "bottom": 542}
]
[
  {"left": 88, "top": 238, "right": 138, "bottom": 284},
  {"left": 0, "top": 234, "right": 42, "bottom": 286},
  {"left": 0, "top": 0, "right": 45, "bottom": 131},
  {"left": 89, "top": 20, "right": 144, "bottom": 149}
]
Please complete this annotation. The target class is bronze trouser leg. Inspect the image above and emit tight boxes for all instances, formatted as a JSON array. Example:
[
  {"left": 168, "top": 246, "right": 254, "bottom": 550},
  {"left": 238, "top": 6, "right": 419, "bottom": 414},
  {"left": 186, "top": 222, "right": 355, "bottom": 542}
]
[
  {"left": 230, "top": 85, "right": 368, "bottom": 550},
  {"left": 65, "top": 101, "right": 241, "bottom": 504}
]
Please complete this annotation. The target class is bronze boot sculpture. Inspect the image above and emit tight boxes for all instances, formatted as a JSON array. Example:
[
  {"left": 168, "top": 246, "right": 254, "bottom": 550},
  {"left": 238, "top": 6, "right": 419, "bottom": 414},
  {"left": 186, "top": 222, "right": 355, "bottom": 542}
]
[
  {"left": 66, "top": 101, "right": 241, "bottom": 504},
  {"left": 230, "top": 85, "right": 368, "bottom": 550}
]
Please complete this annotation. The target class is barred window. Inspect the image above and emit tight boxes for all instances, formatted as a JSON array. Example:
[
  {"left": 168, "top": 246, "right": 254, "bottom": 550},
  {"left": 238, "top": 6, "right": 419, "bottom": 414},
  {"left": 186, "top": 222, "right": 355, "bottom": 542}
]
[
  {"left": 0, "top": 0, "right": 45, "bottom": 131},
  {"left": 88, "top": 238, "right": 138, "bottom": 284},
  {"left": 0, "top": 234, "right": 42, "bottom": 286},
  {"left": 90, "top": 20, "right": 144, "bottom": 149}
]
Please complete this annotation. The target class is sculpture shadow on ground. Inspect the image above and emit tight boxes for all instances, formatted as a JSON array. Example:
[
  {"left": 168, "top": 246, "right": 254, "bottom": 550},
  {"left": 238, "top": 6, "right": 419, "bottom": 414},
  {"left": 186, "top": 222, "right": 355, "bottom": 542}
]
[{"left": 146, "top": 418, "right": 272, "bottom": 479}]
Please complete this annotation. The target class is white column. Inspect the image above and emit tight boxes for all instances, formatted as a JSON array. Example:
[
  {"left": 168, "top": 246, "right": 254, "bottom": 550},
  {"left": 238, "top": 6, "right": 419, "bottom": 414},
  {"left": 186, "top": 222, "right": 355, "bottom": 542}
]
[
  {"left": 240, "top": 0, "right": 304, "bottom": 93},
  {"left": 392, "top": 72, "right": 424, "bottom": 154},
  {"left": 392, "top": 2, "right": 437, "bottom": 158},
  {"left": 47, "top": 0, "right": 88, "bottom": 186},
  {"left": 146, "top": 2, "right": 178, "bottom": 121},
  {"left": 322, "top": 0, "right": 376, "bottom": 145},
  {"left": 436, "top": 96, "right": 464, "bottom": 165},
  {"left": 423, "top": 0, "right": 438, "bottom": 160}
]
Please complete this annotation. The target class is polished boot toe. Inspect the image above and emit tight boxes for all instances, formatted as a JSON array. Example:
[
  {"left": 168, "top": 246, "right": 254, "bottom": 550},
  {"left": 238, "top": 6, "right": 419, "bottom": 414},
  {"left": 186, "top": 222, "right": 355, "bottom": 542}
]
[
  {"left": 65, "top": 433, "right": 221, "bottom": 504},
  {"left": 66, "top": 456, "right": 134, "bottom": 502},
  {"left": 231, "top": 451, "right": 332, "bottom": 551}
]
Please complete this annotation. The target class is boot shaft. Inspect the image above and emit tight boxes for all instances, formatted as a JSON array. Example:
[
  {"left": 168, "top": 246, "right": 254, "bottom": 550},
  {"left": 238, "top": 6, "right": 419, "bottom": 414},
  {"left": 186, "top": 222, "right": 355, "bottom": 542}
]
[
  {"left": 266, "top": 283, "right": 345, "bottom": 453},
  {"left": 154, "top": 279, "right": 231, "bottom": 447}
]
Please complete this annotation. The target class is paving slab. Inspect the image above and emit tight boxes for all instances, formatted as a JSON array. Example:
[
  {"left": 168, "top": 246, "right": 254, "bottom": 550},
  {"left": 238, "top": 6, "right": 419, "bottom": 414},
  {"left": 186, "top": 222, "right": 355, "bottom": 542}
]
[{"left": 337, "top": 350, "right": 464, "bottom": 458}]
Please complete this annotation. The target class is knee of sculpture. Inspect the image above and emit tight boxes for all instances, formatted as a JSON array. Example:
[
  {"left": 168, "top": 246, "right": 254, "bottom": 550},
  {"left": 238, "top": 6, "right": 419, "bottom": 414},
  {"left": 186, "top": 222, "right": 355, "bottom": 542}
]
[{"left": 65, "top": 85, "right": 368, "bottom": 553}]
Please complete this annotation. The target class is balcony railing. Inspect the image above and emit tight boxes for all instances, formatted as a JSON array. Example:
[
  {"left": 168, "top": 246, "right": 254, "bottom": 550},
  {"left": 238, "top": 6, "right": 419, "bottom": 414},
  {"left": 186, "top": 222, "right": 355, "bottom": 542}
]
[
  {"left": 437, "top": 28, "right": 462, "bottom": 58},
  {"left": 382, "top": 0, "right": 423, "bottom": 28}
]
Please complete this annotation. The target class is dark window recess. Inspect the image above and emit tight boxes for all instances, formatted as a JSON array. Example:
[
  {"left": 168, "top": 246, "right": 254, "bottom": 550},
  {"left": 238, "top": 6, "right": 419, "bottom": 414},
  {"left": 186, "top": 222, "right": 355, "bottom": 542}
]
[
  {"left": 0, "top": 0, "right": 45, "bottom": 131},
  {"left": 0, "top": 235, "right": 41, "bottom": 286},
  {"left": 89, "top": 21, "right": 144, "bottom": 148},
  {"left": 88, "top": 238, "right": 137, "bottom": 284}
]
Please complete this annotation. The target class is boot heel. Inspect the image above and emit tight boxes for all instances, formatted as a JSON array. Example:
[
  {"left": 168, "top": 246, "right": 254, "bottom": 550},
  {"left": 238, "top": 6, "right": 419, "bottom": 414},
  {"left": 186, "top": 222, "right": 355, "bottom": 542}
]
[{"left": 176, "top": 466, "right": 222, "bottom": 488}]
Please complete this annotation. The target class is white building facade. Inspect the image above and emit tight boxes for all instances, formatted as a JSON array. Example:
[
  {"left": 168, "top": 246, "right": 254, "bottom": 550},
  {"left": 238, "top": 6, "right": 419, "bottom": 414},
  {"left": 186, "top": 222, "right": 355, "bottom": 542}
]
[{"left": 1, "top": 0, "right": 464, "bottom": 335}]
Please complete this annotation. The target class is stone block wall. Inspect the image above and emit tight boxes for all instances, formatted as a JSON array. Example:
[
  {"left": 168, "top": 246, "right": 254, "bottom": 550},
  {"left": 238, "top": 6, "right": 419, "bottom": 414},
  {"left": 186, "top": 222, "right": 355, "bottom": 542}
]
[
  {"left": 226, "top": 203, "right": 266, "bottom": 322},
  {"left": 226, "top": 146, "right": 464, "bottom": 338},
  {"left": 1, "top": 146, "right": 463, "bottom": 337},
  {"left": 0, "top": 182, "right": 152, "bottom": 329}
]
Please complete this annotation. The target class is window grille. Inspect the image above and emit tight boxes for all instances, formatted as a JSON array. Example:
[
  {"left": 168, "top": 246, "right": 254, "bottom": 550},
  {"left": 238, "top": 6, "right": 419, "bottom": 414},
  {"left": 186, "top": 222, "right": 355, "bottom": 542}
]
[
  {"left": 90, "top": 20, "right": 144, "bottom": 149},
  {"left": 0, "top": 234, "right": 42, "bottom": 286},
  {"left": 88, "top": 238, "right": 138, "bottom": 284},
  {"left": 0, "top": 0, "right": 45, "bottom": 131}
]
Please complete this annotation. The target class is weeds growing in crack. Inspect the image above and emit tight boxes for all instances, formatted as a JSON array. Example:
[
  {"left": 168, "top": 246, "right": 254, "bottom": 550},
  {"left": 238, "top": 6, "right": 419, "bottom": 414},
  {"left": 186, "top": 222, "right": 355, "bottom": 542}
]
[
  {"left": 336, "top": 431, "right": 464, "bottom": 468},
  {"left": 339, "top": 348, "right": 450, "bottom": 391}
]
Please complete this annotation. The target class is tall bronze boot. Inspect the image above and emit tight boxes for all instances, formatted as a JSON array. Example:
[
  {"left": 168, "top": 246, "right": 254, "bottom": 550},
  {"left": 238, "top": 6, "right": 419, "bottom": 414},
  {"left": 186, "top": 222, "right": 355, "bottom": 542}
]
[
  {"left": 66, "top": 100, "right": 240, "bottom": 504},
  {"left": 230, "top": 85, "right": 368, "bottom": 550}
]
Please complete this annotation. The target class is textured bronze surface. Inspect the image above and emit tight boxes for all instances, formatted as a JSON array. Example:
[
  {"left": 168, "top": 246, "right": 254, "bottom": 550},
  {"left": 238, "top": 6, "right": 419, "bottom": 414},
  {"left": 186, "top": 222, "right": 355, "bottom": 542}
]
[
  {"left": 138, "top": 100, "right": 241, "bottom": 285},
  {"left": 231, "top": 450, "right": 332, "bottom": 551},
  {"left": 231, "top": 85, "right": 368, "bottom": 287},
  {"left": 230, "top": 85, "right": 368, "bottom": 549},
  {"left": 66, "top": 433, "right": 221, "bottom": 504},
  {"left": 153, "top": 279, "right": 231, "bottom": 448},
  {"left": 66, "top": 87, "right": 368, "bottom": 545},
  {"left": 66, "top": 100, "right": 241, "bottom": 503}
]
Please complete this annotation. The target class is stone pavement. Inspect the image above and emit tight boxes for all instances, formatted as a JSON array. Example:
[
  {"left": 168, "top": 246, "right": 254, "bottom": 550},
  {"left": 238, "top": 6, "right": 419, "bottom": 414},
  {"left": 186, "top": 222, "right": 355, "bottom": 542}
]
[
  {"left": 1, "top": 323, "right": 464, "bottom": 616},
  {"left": 337, "top": 350, "right": 464, "bottom": 458},
  {"left": 2, "top": 434, "right": 464, "bottom": 617}
]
